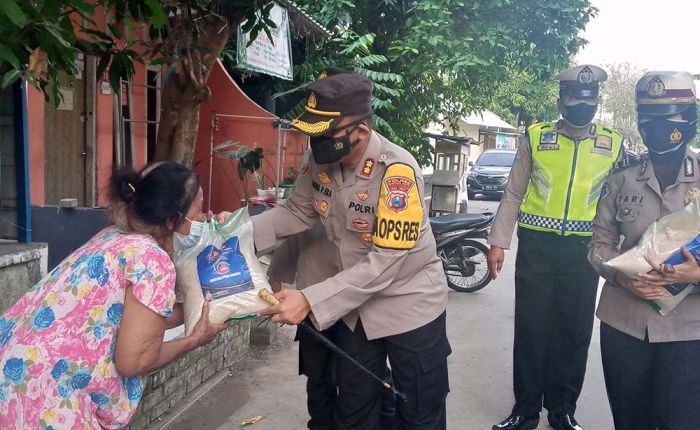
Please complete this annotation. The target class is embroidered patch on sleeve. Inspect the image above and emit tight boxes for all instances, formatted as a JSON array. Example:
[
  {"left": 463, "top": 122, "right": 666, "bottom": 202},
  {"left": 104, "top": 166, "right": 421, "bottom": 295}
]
[{"left": 373, "top": 163, "right": 423, "bottom": 250}]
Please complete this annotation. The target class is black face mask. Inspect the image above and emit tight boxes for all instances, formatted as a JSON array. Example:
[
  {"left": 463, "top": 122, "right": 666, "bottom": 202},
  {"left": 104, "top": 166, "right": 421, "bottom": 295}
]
[
  {"left": 561, "top": 103, "right": 598, "bottom": 128},
  {"left": 639, "top": 117, "right": 697, "bottom": 154},
  {"left": 310, "top": 121, "right": 364, "bottom": 164}
]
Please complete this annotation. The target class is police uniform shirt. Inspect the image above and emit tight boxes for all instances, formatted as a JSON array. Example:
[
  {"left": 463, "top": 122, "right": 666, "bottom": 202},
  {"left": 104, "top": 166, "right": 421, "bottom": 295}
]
[
  {"left": 266, "top": 222, "right": 341, "bottom": 289},
  {"left": 252, "top": 131, "right": 448, "bottom": 340},
  {"left": 488, "top": 121, "right": 625, "bottom": 249},
  {"left": 589, "top": 149, "right": 700, "bottom": 342}
]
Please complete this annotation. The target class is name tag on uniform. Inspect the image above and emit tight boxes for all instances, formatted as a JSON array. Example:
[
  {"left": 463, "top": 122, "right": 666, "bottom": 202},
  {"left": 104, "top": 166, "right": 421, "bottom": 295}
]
[{"left": 537, "top": 132, "right": 558, "bottom": 151}]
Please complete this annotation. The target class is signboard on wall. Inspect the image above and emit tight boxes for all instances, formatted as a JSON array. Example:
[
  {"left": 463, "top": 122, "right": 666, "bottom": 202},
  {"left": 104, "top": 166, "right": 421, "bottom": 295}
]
[{"left": 236, "top": 2, "right": 293, "bottom": 80}]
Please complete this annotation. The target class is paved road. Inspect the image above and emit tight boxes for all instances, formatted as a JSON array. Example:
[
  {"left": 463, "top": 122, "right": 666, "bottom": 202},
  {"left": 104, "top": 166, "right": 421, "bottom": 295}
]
[{"left": 163, "top": 197, "right": 614, "bottom": 430}]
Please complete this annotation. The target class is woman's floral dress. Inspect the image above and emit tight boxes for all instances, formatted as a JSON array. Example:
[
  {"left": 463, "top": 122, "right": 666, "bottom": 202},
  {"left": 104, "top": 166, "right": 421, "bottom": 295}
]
[{"left": 0, "top": 226, "right": 176, "bottom": 429}]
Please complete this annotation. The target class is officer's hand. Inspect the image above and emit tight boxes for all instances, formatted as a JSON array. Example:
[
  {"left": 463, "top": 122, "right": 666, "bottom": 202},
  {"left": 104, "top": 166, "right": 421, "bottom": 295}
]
[
  {"left": 638, "top": 247, "right": 700, "bottom": 286},
  {"left": 487, "top": 246, "right": 505, "bottom": 280},
  {"left": 257, "top": 289, "right": 311, "bottom": 325},
  {"left": 269, "top": 279, "right": 283, "bottom": 293},
  {"left": 614, "top": 272, "right": 668, "bottom": 300},
  {"left": 214, "top": 211, "right": 232, "bottom": 223}
]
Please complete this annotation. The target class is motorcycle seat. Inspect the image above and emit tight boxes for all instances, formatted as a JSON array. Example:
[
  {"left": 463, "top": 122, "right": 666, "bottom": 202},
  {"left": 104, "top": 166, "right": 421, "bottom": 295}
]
[{"left": 429, "top": 213, "right": 493, "bottom": 233}]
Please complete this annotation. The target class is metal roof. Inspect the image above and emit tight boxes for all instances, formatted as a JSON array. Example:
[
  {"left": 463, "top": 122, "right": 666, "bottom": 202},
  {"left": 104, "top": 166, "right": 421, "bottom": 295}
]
[
  {"left": 461, "top": 110, "right": 517, "bottom": 131},
  {"left": 276, "top": 0, "right": 332, "bottom": 39}
]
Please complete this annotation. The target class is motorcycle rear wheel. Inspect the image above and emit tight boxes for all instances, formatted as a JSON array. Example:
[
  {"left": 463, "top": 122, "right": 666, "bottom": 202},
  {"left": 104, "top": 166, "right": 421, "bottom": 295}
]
[{"left": 443, "top": 239, "right": 492, "bottom": 293}]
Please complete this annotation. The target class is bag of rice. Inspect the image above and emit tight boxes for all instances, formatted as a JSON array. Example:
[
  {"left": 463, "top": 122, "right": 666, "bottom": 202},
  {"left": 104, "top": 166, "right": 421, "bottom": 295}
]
[
  {"left": 605, "top": 195, "right": 700, "bottom": 315},
  {"left": 174, "top": 208, "right": 270, "bottom": 335}
]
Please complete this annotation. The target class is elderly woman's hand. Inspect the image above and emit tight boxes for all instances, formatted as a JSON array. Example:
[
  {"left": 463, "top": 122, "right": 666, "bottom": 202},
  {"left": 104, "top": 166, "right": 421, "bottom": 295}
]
[
  {"left": 614, "top": 271, "right": 669, "bottom": 300},
  {"left": 190, "top": 295, "right": 229, "bottom": 347},
  {"left": 638, "top": 247, "right": 700, "bottom": 287}
]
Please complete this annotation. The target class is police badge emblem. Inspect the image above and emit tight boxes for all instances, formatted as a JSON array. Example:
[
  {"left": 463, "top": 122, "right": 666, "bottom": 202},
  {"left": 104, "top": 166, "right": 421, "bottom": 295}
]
[
  {"left": 647, "top": 76, "right": 666, "bottom": 98},
  {"left": 384, "top": 175, "right": 414, "bottom": 213},
  {"left": 334, "top": 141, "right": 344, "bottom": 150},
  {"left": 356, "top": 190, "right": 370, "bottom": 201},
  {"left": 670, "top": 129, "right": 683, "bottom": 145},
  {"left": 307, "top": 92, "right": 318, "bottom": 109},
  {"left": 317, "top": 171, "right": 332, "bottom": 185},
  {"left": 686, "top": 187, "right": 700, "bottom": 204},
  {"left": 577, "top": 66, "right": 594, "bottom": 85}
]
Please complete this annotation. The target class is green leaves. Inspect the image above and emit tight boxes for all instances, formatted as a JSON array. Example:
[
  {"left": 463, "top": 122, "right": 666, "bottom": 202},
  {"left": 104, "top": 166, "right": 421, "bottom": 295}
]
[
  {"left": 0, "top": 1, "right": 28, "bottom": 28},
  {"left": 1, "top": 69, "right": 21, "bottom": 89},
  {"left": 289, "top": 0, "right": 594, "bottom": 165}
]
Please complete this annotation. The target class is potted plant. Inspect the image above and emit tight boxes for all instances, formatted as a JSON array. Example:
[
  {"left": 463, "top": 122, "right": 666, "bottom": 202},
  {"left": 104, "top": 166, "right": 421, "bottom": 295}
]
[{"left": 280, "top": 167, "right": 298, "bottom": 199}]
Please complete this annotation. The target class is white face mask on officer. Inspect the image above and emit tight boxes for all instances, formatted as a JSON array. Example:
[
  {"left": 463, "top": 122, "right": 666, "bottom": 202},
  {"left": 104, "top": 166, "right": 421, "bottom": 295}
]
[{"left": 173, "top": 217, "right": 205, "bottom": 251}]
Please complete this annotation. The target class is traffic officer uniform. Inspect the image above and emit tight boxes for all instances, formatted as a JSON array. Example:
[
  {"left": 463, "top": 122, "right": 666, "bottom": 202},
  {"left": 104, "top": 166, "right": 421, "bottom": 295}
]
[
  {"left": 252, "top": 70, "right": 451, "bottom": 430},
  {"left": 266, "top": 222, "right": 343, "bottom": 430},
  {"left": 589, "top": 71, "right": 700, "bottom": 430},
  {"left": 488, "top": 65, "right": 625, "bottom": 430}
]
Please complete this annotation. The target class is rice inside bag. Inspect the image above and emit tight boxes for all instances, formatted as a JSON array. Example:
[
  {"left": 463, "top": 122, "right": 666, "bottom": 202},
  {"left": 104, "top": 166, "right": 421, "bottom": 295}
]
[
  {"left": 174, "top": 208, "right": 269, "bottom": 335},
  {"left": 605, "top": 195, "right": 700, "bottom": 315}
]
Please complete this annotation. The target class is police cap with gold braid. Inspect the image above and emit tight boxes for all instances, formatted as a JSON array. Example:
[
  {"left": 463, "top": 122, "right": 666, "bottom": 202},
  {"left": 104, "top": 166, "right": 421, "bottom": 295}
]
[{"left": 290, "top": 69, "right": 373, "bottom": 136}]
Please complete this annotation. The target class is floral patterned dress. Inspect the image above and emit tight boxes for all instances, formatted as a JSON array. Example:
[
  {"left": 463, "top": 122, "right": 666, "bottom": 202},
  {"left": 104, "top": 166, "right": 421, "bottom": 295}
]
[{"left": 0, "top": 226, "right": 176, "bottom": 429}]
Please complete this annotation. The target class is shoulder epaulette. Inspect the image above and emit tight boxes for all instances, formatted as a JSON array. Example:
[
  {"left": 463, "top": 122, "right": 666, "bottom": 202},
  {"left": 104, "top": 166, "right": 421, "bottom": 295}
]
[
  {"left": 528, "top": 122, "right": 554, "bottom": 132},
  {"left": 613, "top": 152, "right": 647, "bottom": 172}
]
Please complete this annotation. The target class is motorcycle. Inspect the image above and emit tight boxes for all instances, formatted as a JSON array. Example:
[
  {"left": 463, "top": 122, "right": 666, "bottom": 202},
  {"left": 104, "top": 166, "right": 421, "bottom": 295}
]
[{"left": 430, "top": 212, "right": 495, "bottom": 293}]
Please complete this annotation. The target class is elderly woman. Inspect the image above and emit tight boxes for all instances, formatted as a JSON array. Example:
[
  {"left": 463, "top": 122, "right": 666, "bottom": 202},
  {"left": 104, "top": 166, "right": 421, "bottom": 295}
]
[
  {"left": 589, "top": 71, "right": 700, "bottom": 430},
  {"left": 0, "top": 162, "right": 228, "bottom": 429}
]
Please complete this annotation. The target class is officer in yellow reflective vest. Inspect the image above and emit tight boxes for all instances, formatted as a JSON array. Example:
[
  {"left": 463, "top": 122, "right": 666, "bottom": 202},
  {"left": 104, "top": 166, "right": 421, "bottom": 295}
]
[{"left": 487, "top": 65, "right": 626, "bottom": 430}]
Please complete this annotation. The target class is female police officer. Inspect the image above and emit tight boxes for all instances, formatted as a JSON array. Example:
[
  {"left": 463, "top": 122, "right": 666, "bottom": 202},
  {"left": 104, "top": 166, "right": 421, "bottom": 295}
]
[{"left": 588, "top": 71, "right": 700, "bottom": 430}]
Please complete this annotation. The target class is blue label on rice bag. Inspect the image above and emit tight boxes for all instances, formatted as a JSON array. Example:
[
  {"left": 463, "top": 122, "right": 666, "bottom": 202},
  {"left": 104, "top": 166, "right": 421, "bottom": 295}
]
[
  {"left": 661, "top": 234, "right": 700, "bottom": 296},
  {"left": 197, "top": 236, "right": 254, "bottom": 299}
]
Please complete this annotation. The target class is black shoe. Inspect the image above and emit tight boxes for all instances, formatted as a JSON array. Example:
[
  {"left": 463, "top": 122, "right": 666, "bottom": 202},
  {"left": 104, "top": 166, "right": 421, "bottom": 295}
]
[
  {"left": 492, "top": 414, "right": 539, "bottom": 430},
  {"left": 548, "top": 413, "right": 583, "bottom": 430}
]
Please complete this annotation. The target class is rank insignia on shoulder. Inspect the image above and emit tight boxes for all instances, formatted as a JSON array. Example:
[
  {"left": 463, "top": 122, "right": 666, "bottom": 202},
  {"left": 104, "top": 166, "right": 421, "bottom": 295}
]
[
  {"left": 685, "top": 157, "right": 694, "bottom": 177},
  {"left": 596, "top": 135, "right": 612, "bottom": 150},
  {"left": 317, "top": 171, "right": 332, "bottom": 185},
  {"left": 373, "top": 163, "right": 423, "bottom": 250},
  {"left": 361, "top": 159, "right": 375, "bottom": 177},
  {"left": 613, "top": 153, "right": 645, "bottom": 171}
]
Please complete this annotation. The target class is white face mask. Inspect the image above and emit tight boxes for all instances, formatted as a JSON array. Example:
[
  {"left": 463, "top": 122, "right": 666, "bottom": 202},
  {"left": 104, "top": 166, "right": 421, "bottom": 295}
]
[{"left": 173, "top": 217, "right": 205, "bottom": 251}]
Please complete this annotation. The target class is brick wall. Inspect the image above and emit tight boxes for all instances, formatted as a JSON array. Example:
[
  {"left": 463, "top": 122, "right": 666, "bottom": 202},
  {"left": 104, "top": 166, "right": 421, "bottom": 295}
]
[{"left": 126, "top": 319, "right": 252, "bottom": 430}]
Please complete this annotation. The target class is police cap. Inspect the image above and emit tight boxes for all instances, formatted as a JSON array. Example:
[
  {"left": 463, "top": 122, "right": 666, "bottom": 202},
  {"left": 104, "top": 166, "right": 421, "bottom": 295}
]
[
  {"left": 290, "top": 69, "right": 373, "bottom": 136},
  {"left": 636, "top": 71, "right": 697, "bottom": 116},
  {"left": 555, "top": 65, "right": 608, "bottom": 99}
]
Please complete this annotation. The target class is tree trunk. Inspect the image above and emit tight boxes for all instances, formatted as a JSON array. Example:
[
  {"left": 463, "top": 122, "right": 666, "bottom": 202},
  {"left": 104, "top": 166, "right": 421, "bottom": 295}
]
[{"left": 154, "top": 15, "right": 233, "bottom": 167}]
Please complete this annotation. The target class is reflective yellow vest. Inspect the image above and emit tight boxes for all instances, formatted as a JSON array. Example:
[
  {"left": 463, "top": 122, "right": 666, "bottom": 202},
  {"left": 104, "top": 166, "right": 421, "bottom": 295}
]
[{"left": 518, "top": 122, "right": 623, "bottom": 236}]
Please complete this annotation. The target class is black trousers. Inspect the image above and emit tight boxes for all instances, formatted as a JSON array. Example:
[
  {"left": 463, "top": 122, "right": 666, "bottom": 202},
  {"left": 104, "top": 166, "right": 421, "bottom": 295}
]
[
  {"left": 296, "top": 320, "right": 340, "bottom": 430},
  {"left": 296, "top": 320, "right": 397, "bottom": 430},
  {"left": 333, "top": 313, "right": 451, "bottom": 430},
  {"left": 512, "top": 228, "right": 599, "bottom": 416},
  {"left": 601, "top": 323, "right": 700, "bottom": 430}
]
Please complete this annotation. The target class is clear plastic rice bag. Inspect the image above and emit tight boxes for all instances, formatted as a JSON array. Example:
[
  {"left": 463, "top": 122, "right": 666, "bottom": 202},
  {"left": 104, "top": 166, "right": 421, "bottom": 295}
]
[
  {"left": 174, "top": 208, "right": 270, "bottom": 335},
  {"left": 605, "top": 195, "right": 700, "bottom": 315}
]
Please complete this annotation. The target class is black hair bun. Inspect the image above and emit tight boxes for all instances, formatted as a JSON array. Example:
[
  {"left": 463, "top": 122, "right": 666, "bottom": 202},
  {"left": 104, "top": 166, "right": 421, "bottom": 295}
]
[{"left": 109, "top": 167, "right": 140, "bottom": 204}]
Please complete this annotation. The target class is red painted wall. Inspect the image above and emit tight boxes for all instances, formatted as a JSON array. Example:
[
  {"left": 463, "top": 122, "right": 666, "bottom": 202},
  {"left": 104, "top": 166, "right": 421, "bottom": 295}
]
[
  {"left": 27, "top": 58, "right": 306, "bottom": 211},
  {"left": 194, "top": 60, "right": 307, "bottom": 213}
]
